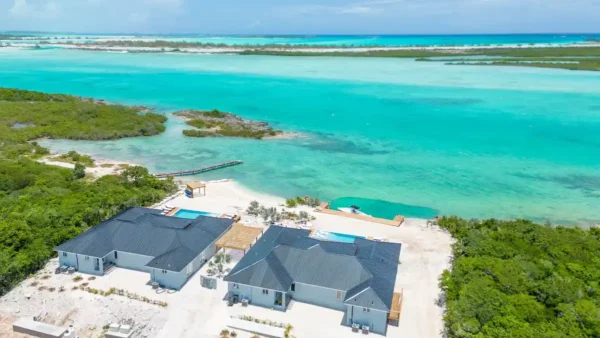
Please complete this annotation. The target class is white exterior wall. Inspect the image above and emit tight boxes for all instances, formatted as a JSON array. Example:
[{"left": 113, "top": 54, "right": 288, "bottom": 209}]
[
  {"left": 151, "top": 268, "right": 188, "bottom": 290},
  {"left": 57, "top": 251, "right": 77, "bottom": 268},
  {"left": 152, "top": 243, "right": 215, "bottom": 290},
  {"left": 288, "top": 282, "right": 346, "bottom": 311},
  {"left": 228, "top": 283, "right": 281, "bottom": 309},
  {"left": 58, "top": 252, "right": 103, "bottom": 276},
  {"left": 104, "top": 251, "right": 154, "bottom": 272},
  {"left": 346, "top": 305, "right": 388, "bottom": 335}
]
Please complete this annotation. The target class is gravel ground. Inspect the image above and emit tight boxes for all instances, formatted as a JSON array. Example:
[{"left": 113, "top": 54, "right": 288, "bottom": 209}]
[{"left": 0, "top": 259, "right": 168, "bottom": 338}]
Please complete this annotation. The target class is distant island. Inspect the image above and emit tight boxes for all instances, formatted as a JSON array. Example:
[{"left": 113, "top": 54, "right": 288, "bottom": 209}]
[
  {"left": 24, "top": 38, "right": 600, "bottom": 72},
  {"left": 174, "top": 109, "right": 291, "bottom": 139}
]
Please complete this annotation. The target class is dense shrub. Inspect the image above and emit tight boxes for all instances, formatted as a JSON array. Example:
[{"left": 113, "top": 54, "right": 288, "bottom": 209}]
[{"left": 439, "top": 217, "right": 600, "bottom": 338}]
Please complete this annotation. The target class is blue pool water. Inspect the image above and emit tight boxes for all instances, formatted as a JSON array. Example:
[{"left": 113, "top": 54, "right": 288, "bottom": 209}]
[
  {"left": 174, "top": 209, "right": 220, "bottom": 219},
  {"left": 314, "top": 231, "right": 365, "bottom": 243}
]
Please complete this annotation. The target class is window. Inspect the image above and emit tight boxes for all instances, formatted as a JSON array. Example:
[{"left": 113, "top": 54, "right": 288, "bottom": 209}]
[
  {"left": 262, "top": 289, "right": 269, "bottom": 295},
  {"left": 336, "top": 290, "right": 342, "bottom": 301},
  {"left": 114, "top": 251, "right": 118, "bottom": 259},
  {"left": 186, "top": 263, "right": 192, "bottom": 275},
  {"left": 233, "top": 284, "right": 239, "bottom": 289},
  {"left": 62, "top": 252, "right": 67, "bottom": 257},
  {"left": 84, "top": 256, "right": 90, "bottom": 261},
  {"left": 291, "top": 283, "right": 295, "bottom": 292},
  {"left": 363, "top": 308, "right": 370, "bottom": 312},
  {"left": 162, "top": 270, "right": 167, "bottom": 274}
]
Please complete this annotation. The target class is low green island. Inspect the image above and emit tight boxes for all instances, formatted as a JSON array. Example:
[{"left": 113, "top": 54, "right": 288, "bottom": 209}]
[
  {"left": 175, "top": 109, "right": 285, "bottom": 139},
  {"left": 242, "top": 46, "right": 600, "bottom": 72},
  {"left": 0, "top": 87, "right": 176, "bottom": 295}
]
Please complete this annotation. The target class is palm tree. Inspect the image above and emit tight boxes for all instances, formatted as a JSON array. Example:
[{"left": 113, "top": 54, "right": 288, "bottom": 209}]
[{"left": 211, "top": 251, "right": 232, "bottom": 275}]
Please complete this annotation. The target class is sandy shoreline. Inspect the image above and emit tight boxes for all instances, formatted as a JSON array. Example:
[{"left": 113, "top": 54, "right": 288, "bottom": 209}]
[
  {"left": 38, "top": 152, "right": 138, "bottom": 178},
  {"left": 4, "top": 41, "right": 600, "bottom": 55}
]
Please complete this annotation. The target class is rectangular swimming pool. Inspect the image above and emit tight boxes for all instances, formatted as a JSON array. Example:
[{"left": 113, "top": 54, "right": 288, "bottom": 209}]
[
  {"left": 311, "top": 230, "right": 365, "bottom": 243},
  {"left": 173, "top": 209, "right": 220, "bottom": 219}
]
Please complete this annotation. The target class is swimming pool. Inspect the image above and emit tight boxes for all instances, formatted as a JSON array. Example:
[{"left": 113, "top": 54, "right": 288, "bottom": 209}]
[
  {"left": 311, "top": 230, "right": 364, "bottom": 243},
  {"left": 173, "top": 209, "right": 220, "bottom": 219}
]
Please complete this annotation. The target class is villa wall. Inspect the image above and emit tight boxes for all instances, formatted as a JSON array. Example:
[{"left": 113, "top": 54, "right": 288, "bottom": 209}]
[
  {"left": 152, "top": 243, "right": 216, "bottom": 290},
  {"left": 288, "top": 282, "right": 346, "bottom": 311},
  {"left": 346, "top": 305, "right": 388, "bottom": 335},
  {"left": 57, "top": 251, "right": 77, "bottom": 268},
  {"left": 228, "top": 283, "right": 280, "bottom": 309},
  {"left": 104, "top": 251, "right": 154, "bottom": 273},
  {"left": 151, "top": 268, "right": 188, "bottom": 290},
  {"left": 58, "top": 252, "right": 104, "bottom": 276}
]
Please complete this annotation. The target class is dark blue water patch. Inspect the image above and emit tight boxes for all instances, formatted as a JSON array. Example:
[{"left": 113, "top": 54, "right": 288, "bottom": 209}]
[
  {"left": 514, "top": 173, "right": 600, "bottom": 198},
  {"left": 11, "top": 122, "right": 34, "bottom": 129},
  {"left": 330, "top": 197, "right": 439, "bottom": 219},
  {"left": 292, "top": 134, "right": 391, "bottom": 155}
]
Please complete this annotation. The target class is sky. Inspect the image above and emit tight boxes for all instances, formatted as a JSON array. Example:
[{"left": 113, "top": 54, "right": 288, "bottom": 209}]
[{"left": 0, "top": 0, "right": 599, "bottom": 34}]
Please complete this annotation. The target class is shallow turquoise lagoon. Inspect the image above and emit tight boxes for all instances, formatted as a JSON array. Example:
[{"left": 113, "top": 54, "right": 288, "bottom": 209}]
[{"left": 1, "top": 48, "right": 600, "bottom": 224}]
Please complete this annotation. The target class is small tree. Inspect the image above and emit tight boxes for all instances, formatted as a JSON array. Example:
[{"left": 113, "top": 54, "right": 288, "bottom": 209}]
[
  {"left": 246, "top": 201, "right": 260, "bottom": 216},
  {"left": 285, "top": 199, "right": 297, "bottom": 208},
  {"left": 298, "top": 211, "right": 309, "bottom": 221},
  {"left": 259, "top": 206, "right": 269, "bottom": 223},
  {"left": 72, "top": 163, "right": 86, "bottom": 179},
  {"left": 209, "top": 251, "right": 232, "bottom": 276},
  {"left": 122, "top": 166, "right": 149, "bottom": 184}
]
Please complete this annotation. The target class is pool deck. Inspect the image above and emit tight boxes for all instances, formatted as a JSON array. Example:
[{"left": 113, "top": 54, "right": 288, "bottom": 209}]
[
  {"left": 165, "top": 207, "right": 180, "bottom": 216},
  {"left": 316, "top": 202, "right": 405, "bottom": 227}
]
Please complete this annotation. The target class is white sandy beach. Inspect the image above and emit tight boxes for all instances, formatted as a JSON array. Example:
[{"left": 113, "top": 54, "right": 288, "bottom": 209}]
[{"left": 38, "top": 154, "right": 138, "bottom": 178}]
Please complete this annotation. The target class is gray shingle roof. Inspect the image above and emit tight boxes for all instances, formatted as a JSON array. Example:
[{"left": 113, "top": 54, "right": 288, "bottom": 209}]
[
  {"left": 225, "top": 226, "right": 401, "bottom": 311},
  {"left": 55, "top": 207, "right": 234, "bottom": 272}
]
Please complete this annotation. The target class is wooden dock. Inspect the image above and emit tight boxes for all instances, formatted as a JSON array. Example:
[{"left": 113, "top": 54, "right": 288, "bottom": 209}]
[
  {"left": 316, "top": 202, "right": 404, "bottom": 227},
  {"left": 155, "top": 160, "right": 243, "bottom": 178}
]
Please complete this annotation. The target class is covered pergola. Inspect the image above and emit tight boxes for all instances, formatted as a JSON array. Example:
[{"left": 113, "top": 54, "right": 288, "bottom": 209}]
[
  {"left": 216, "top": 223, "right": 263, "bottom": 254},
  {"left": 186, "top": 181, "right": 206, "bottom": 198}
]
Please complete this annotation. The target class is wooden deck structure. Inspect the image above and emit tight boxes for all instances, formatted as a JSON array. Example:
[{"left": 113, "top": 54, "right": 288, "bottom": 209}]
[
  {"left": 388, "top": 289, "right": 403, "bottom": 322},
  {"left": 165, "top": 207, "right": 180, "bottom": 216},
  {"left": 216, "top": 223, "right": 264, "bottom": 253},
  {"left": 315, "top": 202, "right": 404, "bottom": 227},
  {"left": 155, "top": 160, "right": 243, "bottom": 178}
]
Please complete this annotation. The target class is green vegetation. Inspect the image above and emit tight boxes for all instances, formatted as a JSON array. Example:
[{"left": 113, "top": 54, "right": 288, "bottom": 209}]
[
  {"left": 439, "top": 217, "right": 600, "bottom": 337},
  {"left": 0, "top": 88, "right": 167, "bottom": 143},
  {"left": 241, "top": 46, "right": 600, "bottom": 58},
  {"left": 444, "top": 60, "right": 600, "bottom": 72},
  {"left": 285, "top": 196, "right": 321, "bottom": 208},
  {"left": 175, "top": 109, "right": 282, "bottom": 140},
  {"left": 240, "top": 47, "right": 600, "bottom": 72},
  {"left": 0, "top": 88, "right": 176, "bottom": 296},
  {"left": 52, "top": 150, "right": 95, "bottom": 167}
]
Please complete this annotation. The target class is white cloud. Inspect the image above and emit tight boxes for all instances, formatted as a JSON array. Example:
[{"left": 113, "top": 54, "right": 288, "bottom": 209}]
[
  {"left": 9, "top": 0, "right": 61, "bottom": 19},
  {"left": 10, "top": 0, "right": 33, "bottom": 17},
  {"left": 340, "top": 6, "right": 376, "bottom": 14},
  {"left": 128, "top": 12, "right": 149, "bottom": 25}
]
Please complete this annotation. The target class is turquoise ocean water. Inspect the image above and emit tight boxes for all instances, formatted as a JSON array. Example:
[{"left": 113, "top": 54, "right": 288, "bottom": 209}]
[
  {"left": 1, "top": 47, "right": 600, "bottom": 224},
  {"left": 5, "top": 33, "right": 600, "bottom": 47}
]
